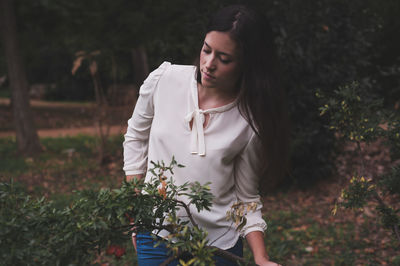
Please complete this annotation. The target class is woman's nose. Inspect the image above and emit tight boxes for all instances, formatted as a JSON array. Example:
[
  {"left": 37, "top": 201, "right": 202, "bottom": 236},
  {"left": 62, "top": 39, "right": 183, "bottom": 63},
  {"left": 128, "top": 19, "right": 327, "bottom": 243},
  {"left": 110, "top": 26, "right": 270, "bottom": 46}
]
[{"left": 205, "top": 57, "right": 216, "bottom": 71}]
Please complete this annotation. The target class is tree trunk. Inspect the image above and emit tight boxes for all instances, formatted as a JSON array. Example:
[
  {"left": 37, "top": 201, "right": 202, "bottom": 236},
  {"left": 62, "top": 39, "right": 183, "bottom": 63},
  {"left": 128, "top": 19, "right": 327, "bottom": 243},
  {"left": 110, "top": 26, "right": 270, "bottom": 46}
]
[
  {"left": 0, "top": 0, "right": 41, "bottom": 156},
  {"left": 131, "top": 46, "right": 149, "bottom": 87}
]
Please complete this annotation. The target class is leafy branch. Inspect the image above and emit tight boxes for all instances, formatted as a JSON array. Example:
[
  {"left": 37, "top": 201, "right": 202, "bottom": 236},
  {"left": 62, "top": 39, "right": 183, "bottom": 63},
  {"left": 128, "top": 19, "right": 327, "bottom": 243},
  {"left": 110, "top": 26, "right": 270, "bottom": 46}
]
[{"left": 317, "top": 81, "right": 400, "bottom": 242}]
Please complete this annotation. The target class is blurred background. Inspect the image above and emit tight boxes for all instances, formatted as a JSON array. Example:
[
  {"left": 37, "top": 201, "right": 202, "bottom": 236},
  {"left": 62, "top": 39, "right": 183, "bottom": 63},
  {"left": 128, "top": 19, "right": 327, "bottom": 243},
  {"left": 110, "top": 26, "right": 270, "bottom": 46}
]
[{"left": 1, "top": 0, "right": 399, "bottom": 187}]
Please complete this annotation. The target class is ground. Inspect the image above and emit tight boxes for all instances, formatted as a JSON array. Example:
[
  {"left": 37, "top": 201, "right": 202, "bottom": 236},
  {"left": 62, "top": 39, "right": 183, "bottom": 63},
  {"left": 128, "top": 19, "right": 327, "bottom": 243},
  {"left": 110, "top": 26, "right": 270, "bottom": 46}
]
[
  {"left": 0, "top": 97, "right": 131, "bottom": 137},
  {"left": 1, "top": 98, "right": 399, "bottom": 265}
]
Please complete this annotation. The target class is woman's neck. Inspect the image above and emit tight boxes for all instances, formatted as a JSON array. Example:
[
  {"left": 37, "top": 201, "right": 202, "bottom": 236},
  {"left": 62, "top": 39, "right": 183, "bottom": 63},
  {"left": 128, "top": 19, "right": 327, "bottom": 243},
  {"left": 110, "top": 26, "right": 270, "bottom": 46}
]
[{"left": 197, "top": 83, "right": 238, "bottom": 110}]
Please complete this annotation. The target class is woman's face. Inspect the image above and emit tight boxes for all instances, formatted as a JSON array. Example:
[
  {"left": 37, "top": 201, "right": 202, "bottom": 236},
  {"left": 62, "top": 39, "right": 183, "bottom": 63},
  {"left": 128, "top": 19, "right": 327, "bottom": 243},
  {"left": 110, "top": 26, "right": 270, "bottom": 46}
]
[{"left": 199, "top": 31, "right": 242, "bottom": 93}]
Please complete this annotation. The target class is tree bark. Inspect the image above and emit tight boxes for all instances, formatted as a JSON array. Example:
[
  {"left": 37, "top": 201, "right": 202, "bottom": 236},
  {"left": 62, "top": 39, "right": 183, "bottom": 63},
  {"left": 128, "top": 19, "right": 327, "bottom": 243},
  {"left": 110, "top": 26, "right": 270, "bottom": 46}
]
[
  {"left": 0, "top": 0, "right": 41, "bottom": 156},
  {"left": 131, "top": 46, "right": 149, "bottom": 87}
]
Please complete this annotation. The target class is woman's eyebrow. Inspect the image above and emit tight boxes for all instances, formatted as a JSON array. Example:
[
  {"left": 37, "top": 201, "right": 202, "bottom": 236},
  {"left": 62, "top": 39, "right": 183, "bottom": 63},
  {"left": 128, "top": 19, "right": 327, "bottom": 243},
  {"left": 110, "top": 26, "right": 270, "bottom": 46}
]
[{"left": 204, "top": 41, "right": 232, "bottom": 57}]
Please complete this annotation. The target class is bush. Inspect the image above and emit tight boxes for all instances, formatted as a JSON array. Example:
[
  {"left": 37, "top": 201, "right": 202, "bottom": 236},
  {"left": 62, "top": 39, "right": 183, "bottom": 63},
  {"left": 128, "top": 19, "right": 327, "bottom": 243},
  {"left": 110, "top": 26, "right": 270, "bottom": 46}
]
[
  {"left": 0, "top": 159, "right": 257, "bottom": 265},
  {"left": 318, "top": 81, "right": 400, "bottom": 242}
]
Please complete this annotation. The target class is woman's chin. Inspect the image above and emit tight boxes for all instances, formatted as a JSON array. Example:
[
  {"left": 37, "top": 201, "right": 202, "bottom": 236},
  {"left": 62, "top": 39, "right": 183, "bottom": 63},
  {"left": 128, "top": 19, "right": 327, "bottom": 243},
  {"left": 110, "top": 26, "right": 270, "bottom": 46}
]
[{"left": 201, "top": 78, "right": 215, "bottom": 88}]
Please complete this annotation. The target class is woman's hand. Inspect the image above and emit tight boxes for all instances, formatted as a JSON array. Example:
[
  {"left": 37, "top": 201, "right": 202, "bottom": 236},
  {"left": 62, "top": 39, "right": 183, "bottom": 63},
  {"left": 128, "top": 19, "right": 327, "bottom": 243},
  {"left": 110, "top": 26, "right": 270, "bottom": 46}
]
[
  {"left": 126, "top": 174, "right": 143, "bottom": 182},
  {"left": 131, "top": 232, "right": 137, "bottom": 252},
  {"left": 245, "top": 231, "right": 281, "bottom": 266},
  {"left": 125, "top": 174, "right": 143, "bottom": 253},
  {"left": 126, "top": 174, "right": 144, "bottom": 196},
  {"left": 254, "top": 255, "right": 281, "bottom": 266}
]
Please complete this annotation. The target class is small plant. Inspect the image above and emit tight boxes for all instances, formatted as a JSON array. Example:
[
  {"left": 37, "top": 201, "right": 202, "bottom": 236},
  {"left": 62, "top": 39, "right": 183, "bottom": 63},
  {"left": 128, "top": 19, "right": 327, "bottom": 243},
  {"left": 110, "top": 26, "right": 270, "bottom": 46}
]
[{"left": 317, "top": 81, "right": 400, "bottom": 242}]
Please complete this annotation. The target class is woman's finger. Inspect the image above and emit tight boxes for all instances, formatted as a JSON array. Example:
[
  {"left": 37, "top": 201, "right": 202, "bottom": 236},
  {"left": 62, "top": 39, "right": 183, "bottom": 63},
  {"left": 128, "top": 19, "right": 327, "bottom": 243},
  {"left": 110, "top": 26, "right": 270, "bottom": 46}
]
[{"left": 132, "top": 232, "right": 137, "bottom": 252}]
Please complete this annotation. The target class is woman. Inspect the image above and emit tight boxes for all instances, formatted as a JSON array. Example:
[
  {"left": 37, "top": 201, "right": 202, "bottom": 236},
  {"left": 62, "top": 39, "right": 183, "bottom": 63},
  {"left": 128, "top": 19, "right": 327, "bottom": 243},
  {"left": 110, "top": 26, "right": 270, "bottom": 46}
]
[{"left": 123, "top": 5, "right": 288, "bottom": 266}]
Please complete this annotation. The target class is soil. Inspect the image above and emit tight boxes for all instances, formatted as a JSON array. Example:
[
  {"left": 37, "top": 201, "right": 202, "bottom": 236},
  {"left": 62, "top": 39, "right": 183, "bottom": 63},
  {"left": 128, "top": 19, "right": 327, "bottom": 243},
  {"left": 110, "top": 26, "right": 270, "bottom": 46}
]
[{"left": 0, "top": 98, "right": 132, "bottom": 137}]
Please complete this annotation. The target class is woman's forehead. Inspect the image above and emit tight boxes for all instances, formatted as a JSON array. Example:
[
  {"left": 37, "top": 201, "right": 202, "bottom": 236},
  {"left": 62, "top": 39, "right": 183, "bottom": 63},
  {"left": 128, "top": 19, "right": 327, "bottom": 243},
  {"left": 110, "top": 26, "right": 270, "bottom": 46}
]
[{"left": 204, "top": 31, "right": 239, "bottom": 56}]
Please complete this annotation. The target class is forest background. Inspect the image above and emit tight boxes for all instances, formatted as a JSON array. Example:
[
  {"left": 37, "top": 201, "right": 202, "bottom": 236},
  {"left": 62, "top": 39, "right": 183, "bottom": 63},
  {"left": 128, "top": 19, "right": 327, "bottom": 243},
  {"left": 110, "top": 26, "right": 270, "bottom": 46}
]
[{"left": 0, "top": 0, "right": 399, "bottom": 265}]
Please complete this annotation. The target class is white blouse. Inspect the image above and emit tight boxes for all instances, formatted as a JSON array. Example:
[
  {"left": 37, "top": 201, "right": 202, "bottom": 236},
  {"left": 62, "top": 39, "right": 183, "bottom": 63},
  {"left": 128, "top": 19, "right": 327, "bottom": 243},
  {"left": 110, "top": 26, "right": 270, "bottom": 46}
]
[{"left": 123, "top": 61, "right": 267, "bottom": 249}]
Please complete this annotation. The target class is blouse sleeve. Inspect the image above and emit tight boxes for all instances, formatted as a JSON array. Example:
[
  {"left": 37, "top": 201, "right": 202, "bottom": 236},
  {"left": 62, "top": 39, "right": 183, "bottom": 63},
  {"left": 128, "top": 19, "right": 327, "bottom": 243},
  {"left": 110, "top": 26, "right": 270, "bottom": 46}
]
[
  {"left": 123, "top": 61, "right": 171, "bottom": 175},
  {"left": 234, "top": 132, "right": 268, "bottom": 237}
]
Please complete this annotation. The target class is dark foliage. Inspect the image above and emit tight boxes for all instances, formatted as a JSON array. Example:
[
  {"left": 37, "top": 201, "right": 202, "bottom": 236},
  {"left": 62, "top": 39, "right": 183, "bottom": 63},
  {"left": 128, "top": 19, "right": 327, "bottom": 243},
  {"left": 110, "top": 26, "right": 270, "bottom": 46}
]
[{"left": 1, "top": 0, "right": 399, "bottom": 188}]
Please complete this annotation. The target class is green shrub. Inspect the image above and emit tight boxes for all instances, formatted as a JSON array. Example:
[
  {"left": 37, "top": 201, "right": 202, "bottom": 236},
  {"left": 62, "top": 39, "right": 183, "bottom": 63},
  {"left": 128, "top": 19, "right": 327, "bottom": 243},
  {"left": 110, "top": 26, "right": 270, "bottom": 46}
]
[
  {"left": 0, "top": 159, "right": 257, "bottom": 265},
  {"left": 318, "top": 81, "right": 400, "bottom": 242}
]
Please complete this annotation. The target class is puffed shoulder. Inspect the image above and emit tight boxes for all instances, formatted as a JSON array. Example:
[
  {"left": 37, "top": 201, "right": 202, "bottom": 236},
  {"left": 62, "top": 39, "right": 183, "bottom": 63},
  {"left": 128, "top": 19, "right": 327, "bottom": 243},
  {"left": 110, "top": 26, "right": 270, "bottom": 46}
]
[{"left": 139, "top": 61, "right": 171, "bottom": 96}]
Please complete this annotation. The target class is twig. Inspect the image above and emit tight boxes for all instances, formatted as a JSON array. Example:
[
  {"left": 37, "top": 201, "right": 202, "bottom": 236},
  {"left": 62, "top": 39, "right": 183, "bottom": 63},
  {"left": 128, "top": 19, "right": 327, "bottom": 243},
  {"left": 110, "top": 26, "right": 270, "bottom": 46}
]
[
  {"left": 160, "top": 251, "right": 183, "bottom": 266},
  {"left": 160, "top": 246, "right": 254, "bottom": 266},
  {"left": 356, "top": 141, "right": 365, "bottom": 176},
  {"left": 209, "top": 246, "right": 254, "bottom": 265},
  {"left": 394, "top": 224, "right": 400, "bottom": 243},
  {"left": 373, "top": 193, "right": 400, "bottom": 243},
  {"left": 110, "top": 223, "right": 174, "bottom": 234},
  {"left": 209, "top": 221, "right": 234, "bottom": 246},
  {"left": 373, "top": 192, "right": 385, "bottom": 206},
  {"left": 136, "top": 194, "right": 198, "bottom": 228},
  {"left": 176, "top": 199, "right": 198, "bottom": 228}
]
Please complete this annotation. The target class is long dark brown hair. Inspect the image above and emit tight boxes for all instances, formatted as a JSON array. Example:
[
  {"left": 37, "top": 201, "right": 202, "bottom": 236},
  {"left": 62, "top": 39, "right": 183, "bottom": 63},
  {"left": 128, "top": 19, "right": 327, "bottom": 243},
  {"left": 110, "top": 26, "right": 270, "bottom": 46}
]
[{"left": 196, "top": 5, "right": 290, "bottom": 192}]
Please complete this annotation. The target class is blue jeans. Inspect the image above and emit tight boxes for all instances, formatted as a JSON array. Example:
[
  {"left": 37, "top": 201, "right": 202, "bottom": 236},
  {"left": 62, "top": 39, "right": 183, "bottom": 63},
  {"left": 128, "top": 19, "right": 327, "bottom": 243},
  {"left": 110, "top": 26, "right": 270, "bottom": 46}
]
[{"left": 136, "top": 232, "right": 243, "bottom": 265}]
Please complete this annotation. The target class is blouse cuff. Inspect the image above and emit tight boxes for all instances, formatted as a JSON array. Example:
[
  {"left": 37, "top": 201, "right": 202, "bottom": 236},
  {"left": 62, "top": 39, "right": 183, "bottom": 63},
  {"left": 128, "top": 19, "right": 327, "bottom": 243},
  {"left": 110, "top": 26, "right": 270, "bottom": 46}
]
[
  {"left": 239, "top": 209, "right": 268, "bottom": 237},
  {"left": 124, "top": 169, "right": 147, "bottom": 176},
  {"left": 241, "top": 222, "right": 268, "bottom": 237}
]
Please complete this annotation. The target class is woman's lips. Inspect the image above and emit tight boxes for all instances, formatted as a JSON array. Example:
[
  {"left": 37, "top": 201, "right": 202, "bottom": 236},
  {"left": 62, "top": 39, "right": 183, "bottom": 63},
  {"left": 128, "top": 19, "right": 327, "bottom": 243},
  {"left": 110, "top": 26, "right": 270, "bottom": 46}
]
[{"left": 202, "top": 70, "right": 215, "bottom": 80}]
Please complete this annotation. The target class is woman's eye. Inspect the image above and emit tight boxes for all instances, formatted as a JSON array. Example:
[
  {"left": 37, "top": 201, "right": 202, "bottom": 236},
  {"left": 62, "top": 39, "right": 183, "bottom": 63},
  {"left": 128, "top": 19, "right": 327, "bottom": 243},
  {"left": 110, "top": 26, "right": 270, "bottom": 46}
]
[
  {"left": 220, "top": 57, "right": 231, "bottom": 64},
  {"left": 202, "top": 49, "right": 211, "bottom": 54}
]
